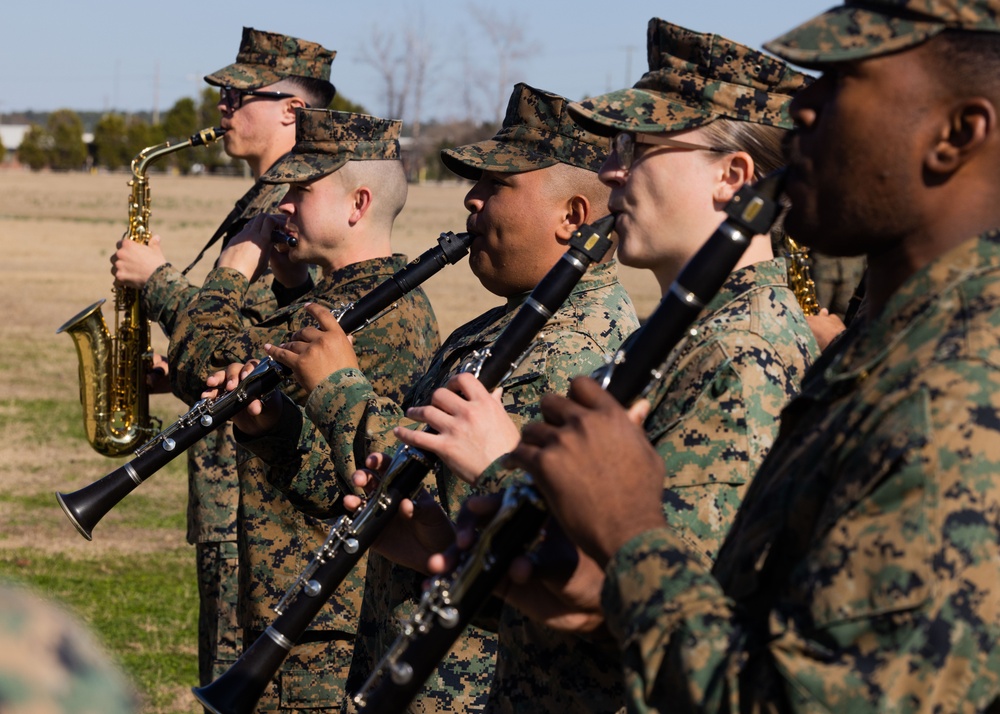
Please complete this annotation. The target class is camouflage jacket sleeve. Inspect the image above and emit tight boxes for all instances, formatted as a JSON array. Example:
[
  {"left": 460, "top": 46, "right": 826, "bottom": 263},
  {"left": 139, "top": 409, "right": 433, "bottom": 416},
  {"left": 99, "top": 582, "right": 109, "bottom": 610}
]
[
  {"left": 224, "top": 259, "right": 439, "bottom": 513},
  {"left": 0, "top": 582, "right": 139, "bottom": 713},
  {"left": 167, "top": 266, "right": 283, "bottom": 404},
  {"left": 143, "top": 180, "right": 287, "bottom": 341},
  {"left": 142, "top": 262, "right": 199, "bottom": 336},
  {"left": 302, "top": 367, "right": 412, "bottom": 494},
  {"left": 235, "top": 396, "right": 361, "bottom": 516}
]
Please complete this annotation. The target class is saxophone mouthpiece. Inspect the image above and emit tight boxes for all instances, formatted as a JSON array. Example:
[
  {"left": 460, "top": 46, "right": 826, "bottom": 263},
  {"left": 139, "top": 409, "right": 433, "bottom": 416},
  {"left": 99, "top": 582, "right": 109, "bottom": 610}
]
[
  {"left": 272, "top": 229, "right": 298, "bottom": 248},
  {"left": 190, "top": 126, "right": 227, "bottom": 146}
]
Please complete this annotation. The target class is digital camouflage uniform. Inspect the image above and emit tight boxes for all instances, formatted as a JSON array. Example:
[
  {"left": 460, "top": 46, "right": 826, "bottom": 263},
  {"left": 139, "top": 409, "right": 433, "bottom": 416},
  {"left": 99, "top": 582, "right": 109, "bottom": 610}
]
[
  {"left": 278, "top": 85, "right": 638, "bottom": 713},
  {"left": 141, "top": 27, "right": 335, "bottom": 687},
  {"left": 172, "top": 109, "right": 438, "bottom": 710},
  {"left": 465, "top": 22, "right": 818, "bottom": 713},
  {"left": 605, "top": 229, "right": 1000, "bottom": 713},
  {"left": 480, "top": 261, "right": 818, "bottom": 714},
  {"left": 600, "top": 3, "right": 1000, "bottom": 712},
  {"left": 0, "top": 581, "right": 137, "bottom": 713}
]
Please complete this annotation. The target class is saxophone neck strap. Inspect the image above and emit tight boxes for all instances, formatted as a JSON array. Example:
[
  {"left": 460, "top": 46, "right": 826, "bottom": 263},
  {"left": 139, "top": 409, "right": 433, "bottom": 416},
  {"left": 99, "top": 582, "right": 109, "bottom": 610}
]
[{"left": 181, "top": 183, "right": 261, "bottom": 276}]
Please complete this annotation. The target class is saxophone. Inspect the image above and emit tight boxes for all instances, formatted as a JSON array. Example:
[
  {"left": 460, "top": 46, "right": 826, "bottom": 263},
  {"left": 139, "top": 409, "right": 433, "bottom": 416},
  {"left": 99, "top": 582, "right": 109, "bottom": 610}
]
[
  {"left": 783, "top": 235, "right": 820, "bottom": 316},
  {"left": 57, "top": 127, "right": 225, "bottom": 457}
]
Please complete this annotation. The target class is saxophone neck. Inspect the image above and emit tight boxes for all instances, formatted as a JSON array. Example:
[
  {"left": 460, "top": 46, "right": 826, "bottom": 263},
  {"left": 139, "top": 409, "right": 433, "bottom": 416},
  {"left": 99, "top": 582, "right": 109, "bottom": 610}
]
[{"left": 130, "top": 126, "right": 226, "bottom": 176}]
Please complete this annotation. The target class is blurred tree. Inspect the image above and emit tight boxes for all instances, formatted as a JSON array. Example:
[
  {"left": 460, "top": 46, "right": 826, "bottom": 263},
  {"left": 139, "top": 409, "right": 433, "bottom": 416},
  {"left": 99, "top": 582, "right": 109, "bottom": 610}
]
[
  {"left": 423, "top": 138, "right": 457, "bottom": 182},
  {"left": 17, "top": 125, "right": 50, "bottom": 171},
  {"left": 162, "top": 98, "right": 199, "bottom": 174},
  {"left": 198, "top": 87, "right": 222, "bottom": 128},
  {"left": 357, "top": 12, "right": 430, "bottom": 134},
  {"left": 93, "top": 113, "right": 132, "bottom": 170},
  {"left": 125, "top": 117, "right": 159, "bottom": 160},
  {"left": 330, "top": 94, "right": 367, "bottom": 113},
  {"left": 468, "top": 5, "right": 537, "bottom": 126},
  {"left": 163, "top": 97, "right": 198, "bottom": 139},
  {"left": 197, "top": 87, "right": 228, "bottom": 173},
  {"left": 47, "top": 110, "right": 88, "bottom": 171},
  {"left": 0, "top": 138, "right": 6, "bottom": 164}
]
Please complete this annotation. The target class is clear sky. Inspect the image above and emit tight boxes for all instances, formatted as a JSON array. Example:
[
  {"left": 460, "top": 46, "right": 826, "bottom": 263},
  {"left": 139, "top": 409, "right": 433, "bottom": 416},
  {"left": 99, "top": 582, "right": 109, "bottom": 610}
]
[{"left": 3, "top": 0, "right": 836, "bottom": 122}]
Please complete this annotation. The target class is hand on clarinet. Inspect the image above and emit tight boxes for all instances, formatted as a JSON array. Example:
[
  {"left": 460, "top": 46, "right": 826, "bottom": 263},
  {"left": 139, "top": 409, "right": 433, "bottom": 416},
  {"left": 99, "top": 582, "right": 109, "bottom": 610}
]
[
  {"left": 426, "top": 494, "right": 607, "bottom": 633},
  {"left": 394, "top": 372, "right": 520, "bottom": 486},
  {"left": 509, "top": 376, "right": 666, "bottom": 569},
  {"left": 202, "top": 360, "right": 285, "bottom": 436},
  {"left": 342, "top": 452, "right": 456, "bottom": 574},
  {"left": 265, "top": 303, "right": 360, "bottom": 393}
]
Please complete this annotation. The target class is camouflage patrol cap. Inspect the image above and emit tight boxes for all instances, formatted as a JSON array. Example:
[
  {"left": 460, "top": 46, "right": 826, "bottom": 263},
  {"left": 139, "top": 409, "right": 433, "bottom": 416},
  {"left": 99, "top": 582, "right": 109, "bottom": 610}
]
[
  {"left": 205, "top": 27, "right": 335, "bottom": 89},
  {"left": 260, "top": 108, "right": 402, "bottom": 184},
  {"left": 569, "top": 18, "right": 811, "bottom": 136},
  {"left": 765, "top": 0, "right": 1000, "bottom": 67},
  {"left": 441, "top": 83, "right": 608, "bottom": 180},
  {"left": 0, "top": 582, "right": 137, "bottom": 713}
]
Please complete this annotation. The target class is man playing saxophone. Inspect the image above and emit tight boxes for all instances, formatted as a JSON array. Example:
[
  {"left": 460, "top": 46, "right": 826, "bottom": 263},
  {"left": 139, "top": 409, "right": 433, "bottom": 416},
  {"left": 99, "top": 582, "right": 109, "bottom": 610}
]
[{"left": 107, "top": 27, "right": 335, "bottom": 688}]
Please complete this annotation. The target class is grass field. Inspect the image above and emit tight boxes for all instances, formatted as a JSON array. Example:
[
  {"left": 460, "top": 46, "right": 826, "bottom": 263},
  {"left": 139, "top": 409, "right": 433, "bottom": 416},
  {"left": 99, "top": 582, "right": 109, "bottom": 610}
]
[{"left": 0, "top": 168, "right": 659, "bottom": 712}]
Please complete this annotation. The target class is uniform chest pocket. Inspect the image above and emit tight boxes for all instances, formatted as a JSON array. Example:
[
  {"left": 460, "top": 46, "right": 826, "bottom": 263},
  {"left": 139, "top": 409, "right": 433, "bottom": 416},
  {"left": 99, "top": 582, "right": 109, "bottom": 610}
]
[
  {"left": 801, "top": 388, "right": 933, "bottom": 633},
  {"left": 645, "top": 359, "right": 751, "bottom": 489}
]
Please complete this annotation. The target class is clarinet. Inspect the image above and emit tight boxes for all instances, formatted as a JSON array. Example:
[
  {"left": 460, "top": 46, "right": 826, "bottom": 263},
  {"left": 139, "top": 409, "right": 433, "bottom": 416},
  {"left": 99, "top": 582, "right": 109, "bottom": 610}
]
[
  {"left": 352, "top": 170, "right": 789, "bottom": 713},
  {"left": 55, "top": 231, "right": 474, "bottom": 541},
  {"left": 191, "top": 215, "right": 617, "bottom": 714}
]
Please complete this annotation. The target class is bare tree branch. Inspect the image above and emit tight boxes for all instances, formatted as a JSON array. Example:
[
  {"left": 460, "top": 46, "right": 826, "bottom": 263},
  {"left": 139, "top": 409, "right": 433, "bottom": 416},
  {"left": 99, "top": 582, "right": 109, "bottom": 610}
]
[
  {"left": 467, "top": 2, "right": 539, "bottom": 125},
  {"left": 357, "top": 26, "right": 405, "bottom": 119}
]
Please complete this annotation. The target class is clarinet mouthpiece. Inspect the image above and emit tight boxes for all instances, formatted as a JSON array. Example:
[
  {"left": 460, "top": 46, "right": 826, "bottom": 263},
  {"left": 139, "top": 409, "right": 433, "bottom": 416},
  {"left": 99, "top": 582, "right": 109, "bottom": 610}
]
[{"left": 271, "top": 229, "right": 298, "bottom": 248}]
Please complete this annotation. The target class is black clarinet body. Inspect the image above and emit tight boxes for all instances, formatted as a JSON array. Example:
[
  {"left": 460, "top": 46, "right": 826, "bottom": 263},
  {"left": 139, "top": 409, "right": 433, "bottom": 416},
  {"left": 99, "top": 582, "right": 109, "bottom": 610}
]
[
  {"left": 192, "top": 215, "right": 616, "bottom": 714},
  {"left": 55, "top": 231, "right": 474, "bottom": 541},
  {"left": 352, "top": 171, "right": 789, "bottom": 713}
]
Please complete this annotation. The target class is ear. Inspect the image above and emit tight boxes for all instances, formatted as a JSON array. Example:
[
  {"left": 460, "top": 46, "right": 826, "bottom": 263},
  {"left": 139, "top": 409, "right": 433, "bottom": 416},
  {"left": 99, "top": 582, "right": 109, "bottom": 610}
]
[
  {"left": 554, "top": 194, "right": 591, "bottom": 241},
  {"left": 927, "top": 98, "right": 995, "bottom": 174},
  {"left": 280, "top": 99, "right": 305, "bottom": 127},
  {"left": 712, "top": 151, "right": 755, "bottom": 204},
  {"left": 348, "top": 186, "right": 373, "bottom": 226}
]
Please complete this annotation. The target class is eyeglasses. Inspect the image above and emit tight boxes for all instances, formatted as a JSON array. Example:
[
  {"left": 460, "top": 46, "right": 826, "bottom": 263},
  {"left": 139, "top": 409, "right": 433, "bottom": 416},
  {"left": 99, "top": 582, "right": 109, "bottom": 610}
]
[
  {"left": 610, "top": 131, "right": 726, "bottom": 171},
  {"left": 219, "top": 86, "right": 306, "bottom": 112}
]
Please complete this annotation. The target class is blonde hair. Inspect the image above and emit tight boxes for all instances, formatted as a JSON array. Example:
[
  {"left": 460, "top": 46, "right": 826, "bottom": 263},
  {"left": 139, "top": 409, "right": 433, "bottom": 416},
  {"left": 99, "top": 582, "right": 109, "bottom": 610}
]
[
  {"left": 699, "top": 119, "right": 787, "bottom": 180},
  {"left": 699, "top": 118, "right": 789, "bottom": 244}
]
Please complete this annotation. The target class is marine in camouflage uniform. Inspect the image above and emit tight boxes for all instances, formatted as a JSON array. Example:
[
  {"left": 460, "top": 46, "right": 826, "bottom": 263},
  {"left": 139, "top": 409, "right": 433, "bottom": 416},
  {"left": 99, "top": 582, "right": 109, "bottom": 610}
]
[
  {"left": 0, "top": 581, "right": 137, "bottom": 714},
  {"left": 171, "top": 109, "right": 439, "bottom": 710},
  {"left": 134, "top": 28, "right": 335, "bottom": 686},
  {"left": 512, "top": 2, "right": 1000, "bottom": 711},
  {"left": 606, "top": 228, "right": 1000, "bottom": 712},
  {"left": 260, "top": 84, "right": 638, "bottom": 712},
  {"left": 453, "top": 22, "right": 818, "bottom": 713}
]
